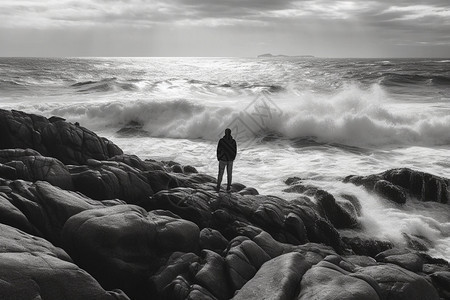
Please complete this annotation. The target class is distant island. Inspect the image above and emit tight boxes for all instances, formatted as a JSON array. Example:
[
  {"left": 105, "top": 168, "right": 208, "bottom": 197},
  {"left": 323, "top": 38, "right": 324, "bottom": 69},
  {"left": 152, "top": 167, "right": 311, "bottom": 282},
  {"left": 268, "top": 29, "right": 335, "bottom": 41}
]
[{"left": 257, "top": 53, "right": 315, "bottom": 58}]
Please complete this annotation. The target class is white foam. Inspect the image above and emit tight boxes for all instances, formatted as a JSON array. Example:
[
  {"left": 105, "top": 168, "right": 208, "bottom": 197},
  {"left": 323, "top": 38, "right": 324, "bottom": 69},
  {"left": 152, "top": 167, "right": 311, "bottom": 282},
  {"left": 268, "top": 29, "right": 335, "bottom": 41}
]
[{"left": 13, "top": 83, "right": 449, "bottom": 147}]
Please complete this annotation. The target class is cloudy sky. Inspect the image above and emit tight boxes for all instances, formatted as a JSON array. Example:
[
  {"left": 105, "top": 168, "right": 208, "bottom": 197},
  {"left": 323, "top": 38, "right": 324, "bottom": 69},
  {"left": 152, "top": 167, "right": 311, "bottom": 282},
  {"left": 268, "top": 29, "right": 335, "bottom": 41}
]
[{"left": 0, "top": 0, "right": 449, "bottom": 57}]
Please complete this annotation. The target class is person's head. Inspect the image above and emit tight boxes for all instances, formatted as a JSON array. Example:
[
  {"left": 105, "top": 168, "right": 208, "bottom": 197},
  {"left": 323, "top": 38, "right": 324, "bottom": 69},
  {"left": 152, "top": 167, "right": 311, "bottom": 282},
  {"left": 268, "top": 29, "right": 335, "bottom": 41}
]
[{"left": 225, "top": 128, "right": 231, "bottom": 137}]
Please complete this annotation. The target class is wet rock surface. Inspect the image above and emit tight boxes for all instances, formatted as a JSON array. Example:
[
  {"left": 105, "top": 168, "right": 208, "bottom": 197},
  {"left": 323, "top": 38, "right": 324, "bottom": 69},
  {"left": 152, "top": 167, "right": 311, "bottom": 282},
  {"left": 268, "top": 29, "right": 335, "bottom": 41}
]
[{"left": 344, "top": 168, "right": 449, "bottom": 204}]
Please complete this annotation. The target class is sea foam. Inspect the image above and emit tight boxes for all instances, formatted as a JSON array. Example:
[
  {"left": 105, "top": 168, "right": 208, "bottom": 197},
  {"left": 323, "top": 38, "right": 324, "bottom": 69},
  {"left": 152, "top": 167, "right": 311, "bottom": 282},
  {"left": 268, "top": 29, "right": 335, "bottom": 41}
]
[{"left": 26, "top": 83, "right": 450, "bottom": 148}]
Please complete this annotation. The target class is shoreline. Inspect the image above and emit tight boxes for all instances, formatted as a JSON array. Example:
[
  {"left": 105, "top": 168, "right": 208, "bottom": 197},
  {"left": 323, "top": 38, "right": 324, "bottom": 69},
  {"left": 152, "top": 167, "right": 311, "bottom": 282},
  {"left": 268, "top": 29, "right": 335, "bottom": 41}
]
[{"left": 0, "top": 108, "right": 448, "bottom": 299}]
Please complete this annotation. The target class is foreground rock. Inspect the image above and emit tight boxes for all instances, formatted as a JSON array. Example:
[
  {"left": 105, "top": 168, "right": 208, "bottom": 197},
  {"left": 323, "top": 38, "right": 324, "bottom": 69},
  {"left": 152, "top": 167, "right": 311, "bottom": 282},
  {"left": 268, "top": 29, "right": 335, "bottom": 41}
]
[
  {"left": 0, "top": 223, "right": 129, "bottom": 300},
  {"left": 62, "top": 205, "right": 200, "bottom": 299}
]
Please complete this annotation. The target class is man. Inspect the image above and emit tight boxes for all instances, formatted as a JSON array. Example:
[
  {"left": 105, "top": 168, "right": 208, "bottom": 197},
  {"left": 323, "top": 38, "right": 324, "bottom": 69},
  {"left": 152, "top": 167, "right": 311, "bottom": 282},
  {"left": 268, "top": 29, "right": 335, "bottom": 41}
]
[{"left": 216, "top": 128, "right": 237, "bottom": 192}]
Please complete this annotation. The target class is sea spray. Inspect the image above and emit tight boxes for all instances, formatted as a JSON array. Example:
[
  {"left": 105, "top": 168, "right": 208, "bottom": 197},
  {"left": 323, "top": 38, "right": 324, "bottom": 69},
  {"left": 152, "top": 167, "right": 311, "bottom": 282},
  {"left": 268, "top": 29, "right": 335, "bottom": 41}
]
[{"left": 16, "top": 82, "right": 450, "bottom": 147}]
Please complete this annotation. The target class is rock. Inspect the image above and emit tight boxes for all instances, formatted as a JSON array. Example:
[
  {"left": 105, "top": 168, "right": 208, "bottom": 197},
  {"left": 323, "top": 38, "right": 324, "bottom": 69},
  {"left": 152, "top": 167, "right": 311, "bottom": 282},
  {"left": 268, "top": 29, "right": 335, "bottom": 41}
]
[
  {"left": 143, "top": 170, "right": 183, "bottom": 193},
  {"left": 344, "top": 255, "right": 378, "bottom": 267},
  {"left": 62, "top": 205, "right": 200, "bottom": 299},
  {"left": 195, "top": 250, "right": 231, "bottom": 300},
  {"left": 298, "top": 256, "right": 382, "bottom": 300},
  {"left": 0, "top": 180, "right": 122, "bottom": 244},
  {"left": 315, "top": 190, "right": 359, "bottom": 229},
  {"left": 0, "top": 193, "right": 36, "bottom": 235},
  {"left": 183, "top": 165, "right": 198, "bottom": 174},
  {"left": 294, "top": 243, "right": 339, "bottom": 266},
  {"left": 342, "top": 236, "right": 393, "bottom": 258},
  {"left": 341, "top": 194, "right": 363, "bottom": 216},
  {"left": 0, "top": 110, "right": 48, "bottom": 155},
  {"left": 69, "top": 162, "right": 153, "bottom": 204},
  {"left": 225, "top": 237, "right": 271, "bottom": 291},
  {"left": 375, "top": 248, "right": 424, "bottom": 272},
  {"left": 283, "top": 184, "right": 319, "bottom": 195},
  {"left": 430, "top": 271, "right": 450, "bottom": 299},
  {"left": 374, "top": 180, "right": 407, "bottom": 204},
  {"left": 285, "top": 212, "right": 308, "bottom": 243},
  {"left": 147, "top": 188, "right": 343, "bottom": 250},
  {"left": 146, "top": 188, "right": 213, "bottom": 228},
  {"left": 285, "top": 176, "right": 302, "bottom": 185},
  {"left": 162, "top": 276, "right": 218, "bottom": 300},
  {"left": 150, "top": 252, "right": 200, "bottom": 295},
  {"left": 251, "top": 230, "right": 291, "bottom": 258},
  {"left": 0, "top": 223, "right": 129, "bottom": 300},
  {"left": 0, "top": 163, "right": 17, "bottom": 180},
  {"left": 345, "top": 168, "right": 449, "bottom": 204},
  {"left": 173, "top": 164, "right": 183, "bottom": 173},
  {"left": 237, "top": 187, "right": 259, "bottom": 196},
  {"left": 199, "top": 228, "right": 229, "bottom": 253},
  {"left": 108, "top": 154, "right": 156, "bottom": 171},
  {"left": 0, "top": 152, "right": 73, "bottom": 190},
  {"left": 161, "top": 276, "right": 191, "bottom": 300},
  {"left": 233, "top": 252, "right": 309, "bottom": 300},
  {"left": 382, "top": 168, "right": 449, "bottom": 203},
  {"left": 0, "top": 109, "right": 122, "bottom": 165},
  {"left": 402, "top": 233, "right": 431, "bottom": 251},
  {"left": 356, "top": 263, "right": 440, "bottom": 300}
]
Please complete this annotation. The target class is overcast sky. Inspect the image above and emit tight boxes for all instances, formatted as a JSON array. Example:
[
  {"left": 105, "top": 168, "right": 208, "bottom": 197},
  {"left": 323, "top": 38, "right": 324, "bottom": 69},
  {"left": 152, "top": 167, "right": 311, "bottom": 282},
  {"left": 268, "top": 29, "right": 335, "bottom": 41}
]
[{"left": 0, "top": 0, "right": 449, "bottom": 57}]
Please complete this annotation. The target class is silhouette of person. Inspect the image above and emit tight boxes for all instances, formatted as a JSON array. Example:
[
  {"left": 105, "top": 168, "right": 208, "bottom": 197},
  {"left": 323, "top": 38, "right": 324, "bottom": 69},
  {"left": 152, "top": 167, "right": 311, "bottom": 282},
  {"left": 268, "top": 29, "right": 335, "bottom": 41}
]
[{"left": 216, "top": 128, "right": 237, "bottom": 192}]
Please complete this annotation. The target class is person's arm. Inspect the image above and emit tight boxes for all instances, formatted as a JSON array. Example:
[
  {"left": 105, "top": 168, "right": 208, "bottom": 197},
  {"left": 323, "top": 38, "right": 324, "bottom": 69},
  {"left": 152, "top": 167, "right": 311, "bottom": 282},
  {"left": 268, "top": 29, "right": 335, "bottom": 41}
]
[
  {"left": 232, "top": 140, "right": 237, "bottom": 160},
  {"left": 216, "top": 139, "right": 223, "bottom": 161}
]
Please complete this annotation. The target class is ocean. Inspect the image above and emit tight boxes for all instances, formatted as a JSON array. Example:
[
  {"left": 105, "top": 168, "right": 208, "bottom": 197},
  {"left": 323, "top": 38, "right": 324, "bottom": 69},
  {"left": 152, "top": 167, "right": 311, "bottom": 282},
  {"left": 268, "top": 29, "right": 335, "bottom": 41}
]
[{"left": 0, "top": 57, "right": 449, "bottom": 260}]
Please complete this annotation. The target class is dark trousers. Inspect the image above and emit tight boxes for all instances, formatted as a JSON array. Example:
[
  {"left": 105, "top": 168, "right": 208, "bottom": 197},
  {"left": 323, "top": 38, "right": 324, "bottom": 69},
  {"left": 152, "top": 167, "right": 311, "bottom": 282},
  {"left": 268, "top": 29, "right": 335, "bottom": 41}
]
[{"left": 217, "top": 160, "right": 233, "bottom": 190}]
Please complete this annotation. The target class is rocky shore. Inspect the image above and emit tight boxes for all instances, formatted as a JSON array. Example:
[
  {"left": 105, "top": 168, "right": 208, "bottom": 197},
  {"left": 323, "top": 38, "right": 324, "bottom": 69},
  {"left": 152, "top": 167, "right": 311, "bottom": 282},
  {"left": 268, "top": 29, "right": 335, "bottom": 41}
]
[{"left": 0, "top": 108, "right": 449, "bottom": 300}]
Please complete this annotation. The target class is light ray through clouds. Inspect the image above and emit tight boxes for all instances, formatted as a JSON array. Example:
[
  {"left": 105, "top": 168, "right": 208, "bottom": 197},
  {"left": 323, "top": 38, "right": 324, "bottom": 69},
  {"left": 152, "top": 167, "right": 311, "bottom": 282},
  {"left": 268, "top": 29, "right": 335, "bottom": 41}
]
[{"left": 0, "top": 0, "right": 449, "bottom": 56}]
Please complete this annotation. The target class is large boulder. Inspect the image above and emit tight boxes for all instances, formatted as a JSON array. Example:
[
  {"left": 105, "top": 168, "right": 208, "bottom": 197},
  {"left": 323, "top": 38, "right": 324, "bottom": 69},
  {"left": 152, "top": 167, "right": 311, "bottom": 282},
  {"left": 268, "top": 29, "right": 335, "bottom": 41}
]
[
  {"left": 345, "top": 168, "right": 449, "bottom": 204},
  {"left": 0, "top": 149, "right": 73, "bottom": 190},
  {"left": 383, "top": 168, "right": 449, "bottom": 203},
  {"left": 0, "top": 223, "right": 129, "bottom": 300},
  {"left": 62, "top": 205, "right": 200, "bottom": 300},
  {"left": 0, "top": 179, "right": 123, "bottom": 244},
  {"left": 69, "top": 160, "right": 153, "bottom": 204},
  {"left": 0, "top": 109, "right": 122, "bottom": 165}
]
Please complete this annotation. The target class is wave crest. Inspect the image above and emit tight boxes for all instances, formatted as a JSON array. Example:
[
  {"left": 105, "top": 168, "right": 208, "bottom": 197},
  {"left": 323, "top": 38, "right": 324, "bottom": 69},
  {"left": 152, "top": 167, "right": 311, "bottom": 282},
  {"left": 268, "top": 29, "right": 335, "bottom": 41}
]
[{"left": 27, "top": 84, "right": 450, "bottom": 147}]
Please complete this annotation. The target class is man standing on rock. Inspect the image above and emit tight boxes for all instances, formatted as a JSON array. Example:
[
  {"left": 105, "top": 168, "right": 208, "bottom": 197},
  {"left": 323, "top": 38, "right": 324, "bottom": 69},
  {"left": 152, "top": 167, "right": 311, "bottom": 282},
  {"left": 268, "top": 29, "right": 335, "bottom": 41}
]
[{"left": 216, "top": 128, "right": 237, "bottom": 192}]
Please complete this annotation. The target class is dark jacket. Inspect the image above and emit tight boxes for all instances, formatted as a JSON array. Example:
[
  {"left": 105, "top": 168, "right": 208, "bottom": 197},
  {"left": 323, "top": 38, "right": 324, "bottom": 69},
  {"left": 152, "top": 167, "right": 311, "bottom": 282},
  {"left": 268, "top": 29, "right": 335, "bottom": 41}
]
[{"left": 217, "top": 135, "right": 237, "bottom": 161}]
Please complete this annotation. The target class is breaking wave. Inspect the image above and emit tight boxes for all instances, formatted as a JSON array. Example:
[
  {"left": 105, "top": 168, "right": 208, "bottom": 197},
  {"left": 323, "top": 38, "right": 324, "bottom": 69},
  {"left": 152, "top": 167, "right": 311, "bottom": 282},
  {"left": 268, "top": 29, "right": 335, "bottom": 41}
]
[{"left": 29, "top": 84, "right": 450, "bottom": 148}]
